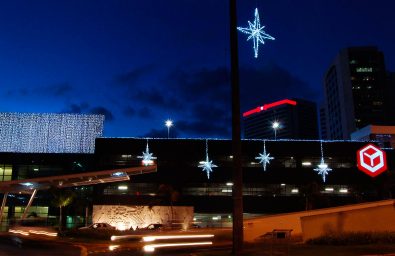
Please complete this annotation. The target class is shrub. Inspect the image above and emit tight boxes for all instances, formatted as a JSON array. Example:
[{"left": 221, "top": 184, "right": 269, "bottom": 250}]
[{"left": 307, "top": 232, "right": 395, "bottom": 245}]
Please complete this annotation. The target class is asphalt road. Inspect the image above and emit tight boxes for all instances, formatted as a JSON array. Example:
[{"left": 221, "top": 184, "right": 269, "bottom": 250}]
[
  {"left": 0, "top": 228, "right": 231, "bottom": 255},
  {"left": 0, "top": 235, "right": 81, "bottom": 256}
]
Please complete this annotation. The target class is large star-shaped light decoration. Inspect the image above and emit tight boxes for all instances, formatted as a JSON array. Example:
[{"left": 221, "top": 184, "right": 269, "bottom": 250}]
[
  {"left": 237, "top": 8, "right": 275, "bottom": 58},
  {"left": 137, "top": 142, "right": 157, "bottom": 166},
  {"left": 199, "top": 155, "right": 217, "bottom": 179},
  {"left": 314, "top": 158, "right": 332, "bottom": 182},
  {"left": 255, "top": 143, "right": 274, "bottom": 171}
]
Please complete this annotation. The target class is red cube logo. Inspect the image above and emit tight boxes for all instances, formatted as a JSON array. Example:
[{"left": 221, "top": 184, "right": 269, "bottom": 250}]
[{"left": 357, "top": 144, "right": 387, "bottom": 177}]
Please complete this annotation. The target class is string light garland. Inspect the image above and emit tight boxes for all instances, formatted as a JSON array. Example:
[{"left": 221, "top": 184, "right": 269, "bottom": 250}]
[
  {"left": 255, "top": 140, "right": 274, "bottom": 171},
  {"left": 237, "top": 8, "right": 275, "bottom": 58},
  {"left": 0, "top": 113, "right": 104, "bottom": 153},
  {"left": 138, "top": 139, "right": 157, "bottom": 166},
  {"left": 314, "top": 141, "right": 332, "bottom": 182},
  {"left": 198, "top": 139, "right": 217, "bottom": 179}
]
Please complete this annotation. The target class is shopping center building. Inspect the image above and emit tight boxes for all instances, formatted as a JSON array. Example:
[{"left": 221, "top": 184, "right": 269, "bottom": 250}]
[{"left": 0, "top": 113, "right": 394, "bottom": 229}]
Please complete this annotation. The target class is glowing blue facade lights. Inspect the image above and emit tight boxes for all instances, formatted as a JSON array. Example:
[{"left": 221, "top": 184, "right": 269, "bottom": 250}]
[
  {"left": 198, "top": 140, "right": 217, "bottom": 179},
  {"left": 314, "top": 141, "right": 332, "bottom": 182},
  {"left": 138, "top": 140, "right": 157, "bottom": 166},
  {"left": 255, "top": 140, "right": 274, "bottom": 171},
  {"left": 237, "top": 8, "right": 275, "bottom": 58},
  {"left": 0, "top": 113, "right": 104, "bottom": 153}
]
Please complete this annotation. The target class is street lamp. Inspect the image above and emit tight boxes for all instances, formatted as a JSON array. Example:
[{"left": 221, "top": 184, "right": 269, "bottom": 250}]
[
  {"left": 272, "top": 121, "right": 280, "bottom": 140},
  {"left": 165, "top": 119, "right": 173, "bottom": 138}
]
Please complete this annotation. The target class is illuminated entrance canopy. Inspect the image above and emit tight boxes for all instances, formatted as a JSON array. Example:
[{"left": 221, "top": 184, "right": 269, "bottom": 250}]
[{"left": 0, "top": 165, "right": 157, "bottom": 194}]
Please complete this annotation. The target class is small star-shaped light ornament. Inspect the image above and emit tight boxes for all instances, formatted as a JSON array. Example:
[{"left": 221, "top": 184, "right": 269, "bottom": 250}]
[
  {"left": 199, "top": 155, "right": 217, "bottom": 179},
  {"left": 137, "top": 141, "right": 157, "bottom": 166},
  {"left": 237, "top": 8, "right": 275, "bottom": 58},
  {"left": 314, "top": 141, "right": 332, "bottom": 182},
  {"left": 255, "top": 141, "right": 274, "bottom": 171},
  {"left": 198, "top": 140, "right": 217, "bottom": 179},
  {"left": 314, "top": 158, "right": 332, "bottom": 183}
]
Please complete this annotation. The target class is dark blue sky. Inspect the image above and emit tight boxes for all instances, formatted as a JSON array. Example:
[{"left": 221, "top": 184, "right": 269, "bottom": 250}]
[{"left": 1, "top": 0, "right": 394, "bottom": 138}]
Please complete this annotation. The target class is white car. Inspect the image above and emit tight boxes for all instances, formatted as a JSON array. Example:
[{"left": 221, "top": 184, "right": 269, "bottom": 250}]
[{"left": 79, "top": 223, "right": 115, "bottom": 230}]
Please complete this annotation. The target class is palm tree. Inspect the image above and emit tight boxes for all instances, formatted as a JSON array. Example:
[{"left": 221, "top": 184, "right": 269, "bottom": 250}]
[{"left": 50, "top": 187, "right": 75, "bottom": 231}]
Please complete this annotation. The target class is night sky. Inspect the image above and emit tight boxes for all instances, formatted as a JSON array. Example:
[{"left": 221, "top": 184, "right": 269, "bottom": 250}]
[{"left": 1, "top": 0, "right": 394, "bottom": 138}]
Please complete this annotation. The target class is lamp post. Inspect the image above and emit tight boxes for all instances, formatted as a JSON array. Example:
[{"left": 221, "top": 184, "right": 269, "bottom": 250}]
[
  {"left": 230, "top": 0, "right": 243, "bottom": 254},
  {"left": 272, "top": 121, "right": 280, "bottom": 140},
  {"left": 165, "top": 119, "right": 173, "bottom": 138}
]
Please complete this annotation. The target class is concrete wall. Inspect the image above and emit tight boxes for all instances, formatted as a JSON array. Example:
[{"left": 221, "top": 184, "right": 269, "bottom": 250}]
[
  {"left": 93, "top": 205, "right": 193, "bottom": 231},
  {"left": 244, "top": 211, "right": 305, "bottom": 242},
  {"left": 243, "top": 200, "right": 395, "bottom": 242},
  {"left": 301, "top": 202, "right": 395, "bottom": 241}
]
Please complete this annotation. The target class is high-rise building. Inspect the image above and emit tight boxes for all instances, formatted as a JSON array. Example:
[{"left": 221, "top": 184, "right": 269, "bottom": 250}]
[
  {"left": 319, "top": 104, "right": 328, "bottom": 140},
  {"left": 322, "top": 46, "right": 394, "bottom": 140},
  {"left": 243, "top": 98, "right": 319, "bottom": 139}
]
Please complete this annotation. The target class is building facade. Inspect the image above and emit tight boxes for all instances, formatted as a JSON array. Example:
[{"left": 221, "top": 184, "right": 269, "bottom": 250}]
[
  {"left": 243, "top": 98, "right": 319, "bottom": 139},
  {"left": 0, "top": 113, "right": 394, "bottom": 229},
  {"left": 0, "top": 113, "right": 104, "bottom": 153},
  {"left": 322, "top": 46, "right": 394, "bottom": 140},
  {"left": 0, "top": 137, "right": 394, "bottom": 229},
  {"left": 351, "top": 125, "right": 395, "bottom": 149}
]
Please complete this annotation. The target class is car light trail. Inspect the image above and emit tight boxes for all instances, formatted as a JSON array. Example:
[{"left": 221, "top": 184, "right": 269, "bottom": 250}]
[
  {"left": 111, "top": 234, "right": 141, "bottom": 241},
  {"left": 108, "top": 245, "right": 119, "bottom": 251},
  {"left": 9, "top": 229, "right": 58, "bottom": 237},
  {"left": 142, "top": 234, "right": 214, "bottom": 242},
  {"left": 9, "top": 229, "right": 29, "bottom": 236},
  {"left": 143, "top": 241, "right": 213, "bottom": 252},
  {"left": 28, "top": 230, "right": 58, "bottom": 237}
]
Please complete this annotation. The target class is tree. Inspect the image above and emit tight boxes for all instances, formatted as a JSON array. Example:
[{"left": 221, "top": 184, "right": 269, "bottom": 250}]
[
  {"left": 50, "top": 187, "right": 75, "bottom": 231},
  {"left": 300, "top": 182, "right": 321, "bottom": 210},
  {"left": 157, "top": 184, "right": 180, "bottom": 225}
]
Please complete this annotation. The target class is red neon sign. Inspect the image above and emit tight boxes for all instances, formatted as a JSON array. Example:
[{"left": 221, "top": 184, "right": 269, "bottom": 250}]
[
  {"left": 243, "top": 99, "right": 297, "bottom": 117},
  {"left": 357, "top": 144, "right": 387, "bottom": 177}
]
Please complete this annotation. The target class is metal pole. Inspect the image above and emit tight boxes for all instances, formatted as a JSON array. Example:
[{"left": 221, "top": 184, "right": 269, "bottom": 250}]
[
  {"left": 0, "top": 192, "right": 9, "bottom": 224},
  {"left": 21, "top": 189, "right": 37, "bottom": 219},
  {"left": 167, "top": 126, "right": 170, "bottom": 139},
  {"left": 85, "top": 206, "right": 89, "bottom": 226},
  {"left": 230, "top": 0, "right": 243, "bottom": 254}
]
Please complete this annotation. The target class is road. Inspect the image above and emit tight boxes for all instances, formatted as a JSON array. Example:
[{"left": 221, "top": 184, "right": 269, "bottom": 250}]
[
  {"left": 0, "top": 235, "right": 81, "bottom": 256},
  {"left": 0, "top": 228, "right": 231, "bottom": 255}
]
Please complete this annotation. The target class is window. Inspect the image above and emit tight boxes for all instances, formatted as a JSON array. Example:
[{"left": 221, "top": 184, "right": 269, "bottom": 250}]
[
  {"left": 13, "top": 206, "right": 48, "bottom": 218},
  {"left": 356, "top": 67, "right": 372, "bottom": 73},
  {"left": 0, "top": 164, "right": 12, "bottom": 181}
]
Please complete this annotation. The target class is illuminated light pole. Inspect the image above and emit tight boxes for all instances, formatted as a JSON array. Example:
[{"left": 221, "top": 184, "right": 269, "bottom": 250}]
[
  {"left": 233, "top": 2, "right": 274, "bottom": 254},
  {"left": 165, "top": 120, "right": 173, "bottom": 138},
  {"left": 272, "top": 121, "right": 280, "bottom": 140}
]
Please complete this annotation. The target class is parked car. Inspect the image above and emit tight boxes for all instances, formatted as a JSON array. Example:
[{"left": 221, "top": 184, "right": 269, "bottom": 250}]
[
  {"left": 78, "top": 223, "right": 115, "bottom": 230},
  {"left": 132, "top": 223, "right": 164, "bottom": 231},
  {"left": 144, "top": 223, "right": 163, "bottom": 230},
  {"left": 191, "top": 223, "right": 201, "bottom": 229}
]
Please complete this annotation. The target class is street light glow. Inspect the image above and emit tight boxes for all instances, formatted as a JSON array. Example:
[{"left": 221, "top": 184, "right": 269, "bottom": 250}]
[
  {"left": 165, "top": 119, "right": 173, "bottom": 138},
  {"left": 272, "top": 121, "right": 280, "bottom": 140},
  {"left": 272, "top": 121, "right": 280, "bottom": 129},
  {"left": 165, "top": 120, "right": 173, "bottom": 128}
]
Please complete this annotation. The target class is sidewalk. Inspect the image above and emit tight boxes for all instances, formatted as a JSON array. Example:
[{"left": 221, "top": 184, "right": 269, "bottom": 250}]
[{"left": 192, "top": 242, "right": 395, "bottom": 256}]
